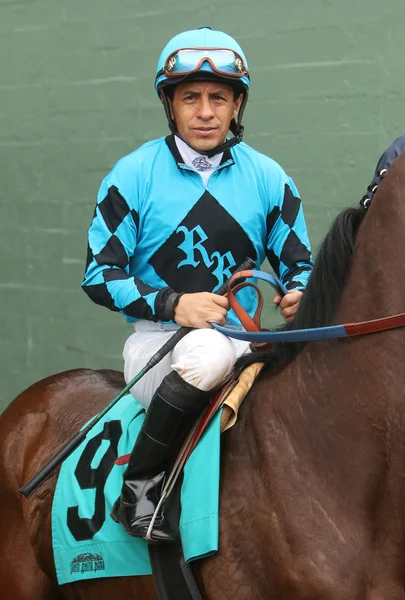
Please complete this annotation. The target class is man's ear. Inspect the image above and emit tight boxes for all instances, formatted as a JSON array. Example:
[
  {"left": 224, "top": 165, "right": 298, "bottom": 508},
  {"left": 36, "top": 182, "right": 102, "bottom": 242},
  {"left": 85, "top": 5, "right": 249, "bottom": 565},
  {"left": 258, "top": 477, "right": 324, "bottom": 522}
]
[{"left": 232, "top": 93, "right": 243, "bottom": 119}]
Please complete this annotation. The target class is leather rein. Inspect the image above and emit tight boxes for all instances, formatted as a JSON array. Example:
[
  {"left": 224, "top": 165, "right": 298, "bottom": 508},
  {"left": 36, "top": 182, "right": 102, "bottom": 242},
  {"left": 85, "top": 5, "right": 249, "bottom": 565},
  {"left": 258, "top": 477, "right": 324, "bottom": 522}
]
[{"left": 212, "top": 269, "right": 405, "bottom": 344}]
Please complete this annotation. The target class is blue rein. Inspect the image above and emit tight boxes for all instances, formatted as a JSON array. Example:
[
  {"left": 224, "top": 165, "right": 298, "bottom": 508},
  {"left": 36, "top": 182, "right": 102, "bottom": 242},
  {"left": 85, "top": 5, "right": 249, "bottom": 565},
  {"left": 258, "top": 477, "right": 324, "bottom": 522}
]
[{"left": 211, "top": 269, "right": 349, "bottom": 343}]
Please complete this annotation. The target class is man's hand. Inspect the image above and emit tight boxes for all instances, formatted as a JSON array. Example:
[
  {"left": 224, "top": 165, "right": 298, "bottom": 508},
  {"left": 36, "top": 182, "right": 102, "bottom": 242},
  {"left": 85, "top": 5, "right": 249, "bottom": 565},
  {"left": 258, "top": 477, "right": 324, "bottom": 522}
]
[
  {"left": 273, "top": 290, "right": 303, "bottom": 323},
  {"left": 174, "top": 292, "right": 229, "bottom": 328}
]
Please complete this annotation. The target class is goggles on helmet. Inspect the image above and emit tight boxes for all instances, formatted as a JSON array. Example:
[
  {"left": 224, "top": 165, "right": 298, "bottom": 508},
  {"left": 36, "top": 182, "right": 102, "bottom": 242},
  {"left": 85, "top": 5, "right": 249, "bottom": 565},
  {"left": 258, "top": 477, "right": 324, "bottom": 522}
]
[{"left": 163, "top": 47, "right": 248, "bottom": 80}]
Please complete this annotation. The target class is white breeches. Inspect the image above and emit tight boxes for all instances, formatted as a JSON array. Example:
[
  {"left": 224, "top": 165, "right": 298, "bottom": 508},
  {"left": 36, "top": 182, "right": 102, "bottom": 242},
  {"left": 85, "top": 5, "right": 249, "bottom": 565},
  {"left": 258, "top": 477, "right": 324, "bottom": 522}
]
[{"left": 123, "top": 321, "right": 251, "bottom": 409}]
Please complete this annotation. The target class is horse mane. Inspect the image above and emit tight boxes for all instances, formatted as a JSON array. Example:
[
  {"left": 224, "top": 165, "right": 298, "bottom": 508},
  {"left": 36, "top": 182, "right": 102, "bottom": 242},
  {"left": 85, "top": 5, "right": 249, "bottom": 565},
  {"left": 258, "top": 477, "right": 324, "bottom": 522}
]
[{"left": 236, "top": 205, "right": 367, "bottom": 374}]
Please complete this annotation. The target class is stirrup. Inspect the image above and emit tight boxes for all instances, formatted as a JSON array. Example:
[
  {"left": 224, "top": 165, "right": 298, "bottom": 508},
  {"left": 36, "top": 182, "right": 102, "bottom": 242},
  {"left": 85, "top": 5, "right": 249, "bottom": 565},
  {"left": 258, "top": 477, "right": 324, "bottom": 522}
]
[{"left": 145, "top": 489, "right": 169, "bottom": 542}]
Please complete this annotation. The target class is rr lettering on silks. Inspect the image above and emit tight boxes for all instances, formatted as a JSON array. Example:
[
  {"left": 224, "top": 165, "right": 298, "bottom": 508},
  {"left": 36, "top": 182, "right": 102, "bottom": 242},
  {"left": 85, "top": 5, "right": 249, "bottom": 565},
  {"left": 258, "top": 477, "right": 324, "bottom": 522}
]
[
  {"left": 176, "top": 225, "right": 236, "bottom": 291},
  {"left": 210, "top": 251, "right": 236, "bottom": 290},
  {"left": 177, "top": 225, "right": 213, "bottom": 269}
]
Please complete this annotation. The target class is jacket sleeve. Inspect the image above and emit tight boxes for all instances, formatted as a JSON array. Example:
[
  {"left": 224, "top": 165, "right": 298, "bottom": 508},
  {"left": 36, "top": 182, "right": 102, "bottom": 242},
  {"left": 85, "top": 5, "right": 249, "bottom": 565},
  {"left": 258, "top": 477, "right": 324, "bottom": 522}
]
[
  {"left": 82, "top": 177, "right": 177, "bottom": 322},
  {"left": 265, "top": 173, "right": 313, "bottom": 291}
]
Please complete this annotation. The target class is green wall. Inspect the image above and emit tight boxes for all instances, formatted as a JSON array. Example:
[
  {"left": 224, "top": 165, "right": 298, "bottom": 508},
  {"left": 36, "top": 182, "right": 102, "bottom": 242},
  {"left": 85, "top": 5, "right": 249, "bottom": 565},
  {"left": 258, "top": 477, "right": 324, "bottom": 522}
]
[{"left": 1, "top": 0, "right": 405, "bottom": 411}]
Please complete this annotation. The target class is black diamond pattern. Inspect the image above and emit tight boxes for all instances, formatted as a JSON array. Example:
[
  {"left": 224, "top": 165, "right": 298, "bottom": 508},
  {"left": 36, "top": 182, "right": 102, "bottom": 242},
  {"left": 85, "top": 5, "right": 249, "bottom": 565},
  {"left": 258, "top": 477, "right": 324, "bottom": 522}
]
[
  {"left": 281, "top": 184, "right": 301, "bottom": 227},
  {"left": 103, "top": 268, "right": 129, "bottom": 282},
  {"left": 266, "top": 249, "right": 280, "bottom": 277},
  {"left": 83, "top": 283, "right": 120, "bottom": 312},
  {"left": 266, "top": 206, "right": 281, "bottom": 239},
  {"left": 94, "top": 235, "right": 129, "bottom": 269},
  {"left": 149, "top": 191, "right": 257, "bottom": 293},
  {"left": 98, "top": 185, "right": 130, "bottom": 234},
  {"left": 134, "top": 278, "right": 159, "bottom": 296},
  {"left": 123, "top": 297, "right": 154, "bottom": 320},
  {"left": 280, "top": 231, "right": 311, "bottom": 269}
]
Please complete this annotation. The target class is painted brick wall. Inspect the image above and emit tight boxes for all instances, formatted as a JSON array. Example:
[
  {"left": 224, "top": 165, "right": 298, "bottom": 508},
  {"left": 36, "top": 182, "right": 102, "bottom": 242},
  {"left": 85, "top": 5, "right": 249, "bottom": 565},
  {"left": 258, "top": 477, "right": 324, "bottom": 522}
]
[{"left": 1, "top": 0, "right": 405, "bottom": 410}]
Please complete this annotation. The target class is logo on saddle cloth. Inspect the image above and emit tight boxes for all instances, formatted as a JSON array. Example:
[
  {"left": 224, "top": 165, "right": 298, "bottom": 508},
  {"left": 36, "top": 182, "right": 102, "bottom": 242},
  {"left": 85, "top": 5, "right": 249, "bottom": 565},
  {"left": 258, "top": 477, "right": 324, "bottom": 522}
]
[
  {"left": 149, "top": 191, "right": 257, "bottom": 293},
  {"left": 70, "top": 552, "right": 105, "bottom": 575}
]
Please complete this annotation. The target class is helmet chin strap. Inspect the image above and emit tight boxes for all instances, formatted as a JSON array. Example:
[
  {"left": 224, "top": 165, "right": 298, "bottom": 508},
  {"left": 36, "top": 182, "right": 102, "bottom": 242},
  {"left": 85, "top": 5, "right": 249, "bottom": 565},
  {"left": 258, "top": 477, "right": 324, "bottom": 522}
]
[{"left": 161, "top": 91, "right": 248, "bottom": 159}]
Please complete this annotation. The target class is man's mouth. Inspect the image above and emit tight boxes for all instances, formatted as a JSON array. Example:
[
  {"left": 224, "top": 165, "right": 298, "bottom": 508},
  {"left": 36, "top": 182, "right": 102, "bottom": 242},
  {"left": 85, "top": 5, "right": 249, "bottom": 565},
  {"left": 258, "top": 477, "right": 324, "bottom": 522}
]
[{"left": 193, "top": 127, "right": 217, "bottom": 136}]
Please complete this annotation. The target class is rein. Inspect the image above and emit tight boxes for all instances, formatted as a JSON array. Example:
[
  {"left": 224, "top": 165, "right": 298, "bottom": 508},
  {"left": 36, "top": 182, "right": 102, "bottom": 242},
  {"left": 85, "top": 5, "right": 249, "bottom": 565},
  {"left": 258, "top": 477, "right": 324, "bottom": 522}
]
[{"left": 212, "top": 269, "right": 405, "bottom": 343}]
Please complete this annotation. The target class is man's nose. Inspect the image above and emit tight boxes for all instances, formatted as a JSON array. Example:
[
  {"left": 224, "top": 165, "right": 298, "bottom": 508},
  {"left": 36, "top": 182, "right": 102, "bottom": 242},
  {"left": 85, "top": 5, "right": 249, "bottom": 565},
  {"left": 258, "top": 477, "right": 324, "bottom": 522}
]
[{"left": 197, "top": 97, "right": 215, "bottom": 120}]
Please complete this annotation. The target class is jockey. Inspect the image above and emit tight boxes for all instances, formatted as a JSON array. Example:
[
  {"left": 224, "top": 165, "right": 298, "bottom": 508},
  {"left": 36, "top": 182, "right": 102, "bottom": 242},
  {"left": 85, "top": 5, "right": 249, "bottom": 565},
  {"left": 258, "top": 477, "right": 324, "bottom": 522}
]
[{"left": 82, "top": 27, "right": 314, "bottom": 543}]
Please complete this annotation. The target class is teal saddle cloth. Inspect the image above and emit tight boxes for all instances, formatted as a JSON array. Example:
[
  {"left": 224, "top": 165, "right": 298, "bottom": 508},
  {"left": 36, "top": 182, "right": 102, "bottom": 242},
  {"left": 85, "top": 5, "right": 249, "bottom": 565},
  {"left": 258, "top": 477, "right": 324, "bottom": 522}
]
[{"left": 52, "top": 394, "right": 221, "bottom": 585}]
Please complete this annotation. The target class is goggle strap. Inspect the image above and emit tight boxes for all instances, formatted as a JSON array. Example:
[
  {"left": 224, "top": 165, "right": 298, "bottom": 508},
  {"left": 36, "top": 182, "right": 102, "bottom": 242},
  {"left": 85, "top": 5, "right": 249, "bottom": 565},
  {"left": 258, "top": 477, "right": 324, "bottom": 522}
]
[{"left": 159, "top": 91, "right": 177, "bottom": 135}]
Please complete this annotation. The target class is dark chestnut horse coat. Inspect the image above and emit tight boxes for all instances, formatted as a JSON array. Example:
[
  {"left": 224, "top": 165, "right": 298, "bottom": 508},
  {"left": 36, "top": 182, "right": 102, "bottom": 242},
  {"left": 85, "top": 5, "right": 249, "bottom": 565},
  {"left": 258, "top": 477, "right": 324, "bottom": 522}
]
[{"left": 2, "top": 155, "right": 405, "bottom": 599}]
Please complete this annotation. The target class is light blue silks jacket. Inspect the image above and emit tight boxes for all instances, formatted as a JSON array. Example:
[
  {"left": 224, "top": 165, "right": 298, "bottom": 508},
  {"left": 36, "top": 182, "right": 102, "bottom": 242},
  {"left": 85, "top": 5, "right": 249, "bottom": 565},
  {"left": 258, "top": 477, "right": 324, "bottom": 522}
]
[{"left": 52, "top": 394, "right": 221, "bottom": 584}]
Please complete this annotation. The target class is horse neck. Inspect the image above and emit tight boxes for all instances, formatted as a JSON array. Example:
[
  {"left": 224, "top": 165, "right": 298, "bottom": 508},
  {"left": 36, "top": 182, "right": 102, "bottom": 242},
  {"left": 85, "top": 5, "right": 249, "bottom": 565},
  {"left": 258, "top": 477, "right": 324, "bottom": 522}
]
[{"left": 336, "top": 155, "right": 405, "bottom": 324}]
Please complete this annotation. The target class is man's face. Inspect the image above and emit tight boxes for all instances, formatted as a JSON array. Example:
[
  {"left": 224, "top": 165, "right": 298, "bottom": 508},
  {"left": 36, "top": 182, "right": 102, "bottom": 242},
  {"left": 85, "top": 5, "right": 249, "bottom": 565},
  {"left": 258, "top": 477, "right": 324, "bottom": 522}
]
[{"left": 170, "top": 80, "right": 243, "bottom": 154}]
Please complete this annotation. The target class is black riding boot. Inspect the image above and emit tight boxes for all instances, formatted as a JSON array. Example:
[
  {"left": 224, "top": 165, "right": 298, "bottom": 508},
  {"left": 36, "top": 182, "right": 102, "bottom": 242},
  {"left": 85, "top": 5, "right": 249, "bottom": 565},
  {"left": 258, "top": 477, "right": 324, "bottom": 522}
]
[{"left": 111, "top": 371, "right": 211, "bottom": 543}]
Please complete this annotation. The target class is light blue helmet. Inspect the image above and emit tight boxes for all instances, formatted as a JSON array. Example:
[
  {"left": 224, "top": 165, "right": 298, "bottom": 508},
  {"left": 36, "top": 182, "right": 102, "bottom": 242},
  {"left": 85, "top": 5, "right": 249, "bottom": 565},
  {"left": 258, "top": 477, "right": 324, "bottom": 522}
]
[
  {"left": 155, "top": 27, "right": 250, "bottom": 94},
  {"left": 155, "top": 27, "right": 250, "bottom": 156}
]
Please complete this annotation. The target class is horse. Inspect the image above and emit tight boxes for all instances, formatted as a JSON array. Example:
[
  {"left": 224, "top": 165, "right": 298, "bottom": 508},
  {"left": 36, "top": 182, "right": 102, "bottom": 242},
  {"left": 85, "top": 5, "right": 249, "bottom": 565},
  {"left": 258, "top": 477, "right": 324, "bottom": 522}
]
[{"left": 2, "top": 152, "right": 405, "bottom": 600}]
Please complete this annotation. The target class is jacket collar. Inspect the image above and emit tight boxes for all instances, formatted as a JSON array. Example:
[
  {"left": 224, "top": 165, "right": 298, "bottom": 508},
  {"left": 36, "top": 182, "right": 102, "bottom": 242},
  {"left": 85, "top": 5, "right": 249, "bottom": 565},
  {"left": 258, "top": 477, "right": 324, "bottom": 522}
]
[{"left": 165, "top": 134, "right": 234, "bottom": 167}]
